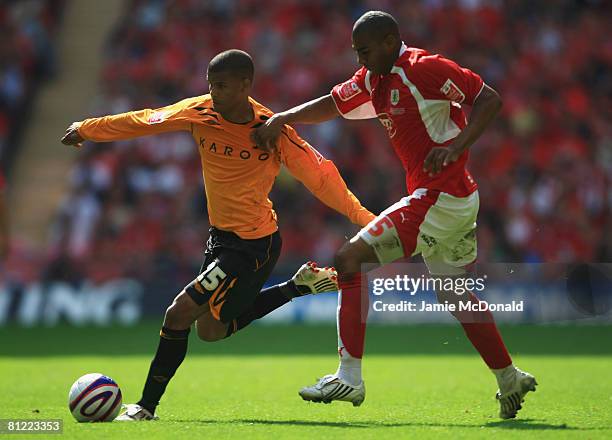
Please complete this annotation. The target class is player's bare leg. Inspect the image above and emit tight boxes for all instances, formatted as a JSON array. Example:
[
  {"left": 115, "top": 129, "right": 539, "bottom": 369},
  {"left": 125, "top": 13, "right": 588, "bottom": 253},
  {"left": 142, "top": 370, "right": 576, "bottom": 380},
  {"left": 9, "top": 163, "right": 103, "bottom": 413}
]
[
  {"left": 299, "top": 238, "right": 376, "bottom": 406},
  {"left": 435, "top": 274, "right": 537, "bottom": 419}
]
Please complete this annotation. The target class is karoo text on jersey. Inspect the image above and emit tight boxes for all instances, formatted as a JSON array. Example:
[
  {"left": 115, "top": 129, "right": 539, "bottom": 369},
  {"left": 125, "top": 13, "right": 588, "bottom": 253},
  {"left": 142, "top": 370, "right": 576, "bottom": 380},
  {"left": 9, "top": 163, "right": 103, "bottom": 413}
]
[{"left": 199, "top": 137, "right": 270, "bottom": 161}]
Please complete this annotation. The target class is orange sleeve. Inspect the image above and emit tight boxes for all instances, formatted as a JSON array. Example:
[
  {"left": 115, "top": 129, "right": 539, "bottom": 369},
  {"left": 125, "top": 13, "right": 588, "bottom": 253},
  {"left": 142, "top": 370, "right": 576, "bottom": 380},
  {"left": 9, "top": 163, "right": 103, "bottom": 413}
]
[
  {"left": 279, "top": 126, "right": 375, "bottom": 227},
  {"left": 77, "top": 98, "right": 197, "bottom": 142}
]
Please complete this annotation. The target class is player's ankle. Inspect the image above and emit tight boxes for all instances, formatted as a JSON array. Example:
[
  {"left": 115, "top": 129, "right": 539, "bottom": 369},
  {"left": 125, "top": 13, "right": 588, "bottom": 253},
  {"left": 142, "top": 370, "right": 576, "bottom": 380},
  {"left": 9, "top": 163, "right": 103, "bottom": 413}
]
[
  {"left": 337, "top": 355, "right": 362, "bottom": 386},
  {"left": 136, "top": 399, "right": 156, "bottom": 415},
  {"left": 491, "top": 364, "right": 516, "bottom": 386},
  {"left": 278, "top": 280, "right": 302, "bottom": 298},
  {"left": 336, "top": 366, "right": 362, "bottom": 387}
]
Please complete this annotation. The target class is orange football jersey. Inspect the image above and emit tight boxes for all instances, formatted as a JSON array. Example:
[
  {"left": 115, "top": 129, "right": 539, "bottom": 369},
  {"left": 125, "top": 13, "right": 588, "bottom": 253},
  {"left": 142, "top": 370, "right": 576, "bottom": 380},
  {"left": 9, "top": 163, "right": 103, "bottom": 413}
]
[{"left": 78, "top": 95, "right": 374, "bottom": 239}]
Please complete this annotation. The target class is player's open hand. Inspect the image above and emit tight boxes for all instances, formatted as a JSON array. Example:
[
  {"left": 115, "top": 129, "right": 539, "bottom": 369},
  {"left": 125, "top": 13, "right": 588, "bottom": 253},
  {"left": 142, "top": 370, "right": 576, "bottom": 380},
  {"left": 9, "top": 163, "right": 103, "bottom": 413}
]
[
  {"left": 252, "top": 114, "right": 285, "bottom": 152},
  {"left": 423, "top": 144, "right": 464, "bottom": 176},
  {"left": 61, "top": 122, "right": 85, "bottom": 148}
]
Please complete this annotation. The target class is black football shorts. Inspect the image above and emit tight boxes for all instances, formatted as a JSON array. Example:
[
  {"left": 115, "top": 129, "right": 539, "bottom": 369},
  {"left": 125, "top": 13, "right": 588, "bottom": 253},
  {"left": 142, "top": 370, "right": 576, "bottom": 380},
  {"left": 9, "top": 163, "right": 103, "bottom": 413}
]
[{"left": 185, "top": 227, "right": 281, "bottom": 323}]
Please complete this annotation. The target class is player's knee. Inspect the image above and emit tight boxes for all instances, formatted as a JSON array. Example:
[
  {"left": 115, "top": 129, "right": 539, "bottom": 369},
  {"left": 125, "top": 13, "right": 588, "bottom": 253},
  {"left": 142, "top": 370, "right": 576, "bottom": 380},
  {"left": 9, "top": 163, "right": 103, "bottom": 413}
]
[
  {"left": 334, "top": 244, "right": 360, "bottom": 274},
  {"left": 334, "top": 239, "right": 376, "bottom": 274},
  {"left": 164, "top": 306, "right": 186, "bottom": 329},
  {"left": 164, "top": 292, "right": 197, "bottom": 328}
]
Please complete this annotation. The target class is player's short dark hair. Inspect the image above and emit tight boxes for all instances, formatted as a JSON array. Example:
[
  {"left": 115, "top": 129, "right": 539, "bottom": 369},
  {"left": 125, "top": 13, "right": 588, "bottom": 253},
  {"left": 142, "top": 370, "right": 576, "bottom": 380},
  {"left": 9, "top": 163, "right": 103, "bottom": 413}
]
[
  {"left": 208, "top": 49, "right": 254, "bottom": 81},
  {"left": 353, "top": 11, "right": 400, "bottom": 42}
]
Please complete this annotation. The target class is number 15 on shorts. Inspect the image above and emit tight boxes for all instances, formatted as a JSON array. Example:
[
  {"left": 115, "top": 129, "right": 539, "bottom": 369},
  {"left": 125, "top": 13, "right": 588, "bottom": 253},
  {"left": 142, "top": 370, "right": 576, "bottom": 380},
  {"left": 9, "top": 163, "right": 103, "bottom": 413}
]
[{"left": 197, "top": 261, "right": 228, "bottom": 291}]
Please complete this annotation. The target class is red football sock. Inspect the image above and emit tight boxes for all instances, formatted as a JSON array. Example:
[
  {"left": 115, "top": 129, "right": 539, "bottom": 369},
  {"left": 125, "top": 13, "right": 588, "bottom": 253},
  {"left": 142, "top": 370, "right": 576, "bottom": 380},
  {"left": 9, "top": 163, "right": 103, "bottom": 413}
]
[
  {"left": 337, "top": 273, "right": 369, "bottom": 359},
  {"left": 453, "top": 292, "right": 512, "bottom": 369}
]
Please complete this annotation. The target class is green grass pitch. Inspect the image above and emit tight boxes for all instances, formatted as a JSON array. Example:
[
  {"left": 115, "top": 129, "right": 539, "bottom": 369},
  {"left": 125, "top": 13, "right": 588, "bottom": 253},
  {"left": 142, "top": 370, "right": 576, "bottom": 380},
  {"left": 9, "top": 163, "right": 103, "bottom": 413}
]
[{"left": 1, "top": 323, "right": 611, "bottom": 439}]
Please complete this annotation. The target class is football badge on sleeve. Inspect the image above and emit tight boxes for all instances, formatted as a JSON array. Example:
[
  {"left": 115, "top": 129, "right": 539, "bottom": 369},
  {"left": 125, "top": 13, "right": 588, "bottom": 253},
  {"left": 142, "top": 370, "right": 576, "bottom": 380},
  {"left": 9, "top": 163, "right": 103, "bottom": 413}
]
[
  {"left": 147, "top": 110, "right": 169, "bottom": 124},
  {"left": 337, "top": 79, "right": 362, "bottom": 101},
  {"left": 440, "top": 79, "right": 465, "bottom": 103}
]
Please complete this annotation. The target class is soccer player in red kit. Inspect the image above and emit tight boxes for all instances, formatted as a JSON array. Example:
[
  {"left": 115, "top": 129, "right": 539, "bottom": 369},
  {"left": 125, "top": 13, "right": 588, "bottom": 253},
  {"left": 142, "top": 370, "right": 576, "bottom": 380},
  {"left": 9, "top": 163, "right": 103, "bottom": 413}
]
[{"left": 254, "top": 11, "right": 537, "bottom": 419}]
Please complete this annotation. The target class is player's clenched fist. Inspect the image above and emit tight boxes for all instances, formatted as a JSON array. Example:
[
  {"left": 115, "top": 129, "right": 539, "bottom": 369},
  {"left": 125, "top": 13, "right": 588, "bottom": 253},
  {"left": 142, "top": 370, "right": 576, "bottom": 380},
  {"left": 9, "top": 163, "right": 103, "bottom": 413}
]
[
  {"left": 252, "top": 113, "right": 285, "bottom": 152},
  {"left": 61, "top": 122, "right": 85, "bottom": 148},
  {"left": 423, "top": 144, "right": 465, "bottom": 177}
]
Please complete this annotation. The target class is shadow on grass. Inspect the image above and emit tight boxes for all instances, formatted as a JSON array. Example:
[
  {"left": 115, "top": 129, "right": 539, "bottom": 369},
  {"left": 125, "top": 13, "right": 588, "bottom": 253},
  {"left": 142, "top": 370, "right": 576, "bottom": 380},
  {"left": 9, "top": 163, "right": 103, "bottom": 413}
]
[
  {"left": 171, "top": 418, "right": 598, "bottom": 431},
  {"left": 485, "top": 418, "right": 581, "bottom": 430}
]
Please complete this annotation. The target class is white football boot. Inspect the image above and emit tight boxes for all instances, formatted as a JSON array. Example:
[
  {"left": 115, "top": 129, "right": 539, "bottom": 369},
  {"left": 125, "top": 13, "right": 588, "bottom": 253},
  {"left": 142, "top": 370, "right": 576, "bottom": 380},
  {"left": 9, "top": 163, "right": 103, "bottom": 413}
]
[
  {"left": 496, "top": 368, "right": 538, "bottom": 419},
  {"left": 292, "top": 261, "right": 338, "bottom": 295},
  {"left": 115, "top": 404, "right": 158, "bottom": 421},
  {"left": 299, "top": 374, "right": 365, "bottom": 407}
]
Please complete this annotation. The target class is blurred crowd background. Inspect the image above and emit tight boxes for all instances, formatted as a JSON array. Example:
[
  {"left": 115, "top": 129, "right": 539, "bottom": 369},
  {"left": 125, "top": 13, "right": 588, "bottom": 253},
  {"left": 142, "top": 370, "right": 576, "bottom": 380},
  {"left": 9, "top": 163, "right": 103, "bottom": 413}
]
[
  {"left": 1, "top": 0, "right": 610, "bottom": 289},
  {"left": 0, "top": 0, "right": 62, "bottom": 166}
]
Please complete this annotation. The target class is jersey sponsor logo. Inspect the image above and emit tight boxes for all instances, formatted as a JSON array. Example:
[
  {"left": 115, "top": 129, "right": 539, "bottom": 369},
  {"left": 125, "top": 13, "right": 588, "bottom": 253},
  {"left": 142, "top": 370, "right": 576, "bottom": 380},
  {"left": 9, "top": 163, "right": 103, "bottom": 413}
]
[
  {"left": 147, "top": 110, "right": 169, "bottom": 124},
  {"left": 440, "top": 79, "right": 465, "bottom": 103},
  {"left": 390, "top": 89, "right": 400, "bottom": 106},
  {"left": 377, "top": 112, "right": 397, "bottom": 139},
  {"left": 199, "top": 137, "right": 270, "bottom": 161},
  {"left": 337, "top": 79, "right": 362, "bottom": 101}
]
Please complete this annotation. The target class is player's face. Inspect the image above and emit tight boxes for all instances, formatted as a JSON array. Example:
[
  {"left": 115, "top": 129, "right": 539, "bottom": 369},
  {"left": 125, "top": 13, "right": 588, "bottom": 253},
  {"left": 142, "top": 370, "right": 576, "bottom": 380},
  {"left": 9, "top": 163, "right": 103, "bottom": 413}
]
[
  {"left": 352, "top": 32, "right": 397, "bottom": 75},
  {"left": 207, "top": 71, "right": 251, "bottom": 112}
]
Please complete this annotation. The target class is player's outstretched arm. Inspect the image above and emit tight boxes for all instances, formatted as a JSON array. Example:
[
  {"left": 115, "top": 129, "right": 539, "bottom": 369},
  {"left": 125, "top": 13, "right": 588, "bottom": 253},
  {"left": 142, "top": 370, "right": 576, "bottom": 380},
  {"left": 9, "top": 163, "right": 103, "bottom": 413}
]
[
  {"left": 423, "top": 84, "right": 502, "bottom": 176},
  {"left": 280, "top": 126, "right": 375, "bottom": 228},
  {"left": 60, "top": 99, "right": 196, "bottom": 147},
  {"left": 253, "top": 94, "right": 340, "bottom": 152}
]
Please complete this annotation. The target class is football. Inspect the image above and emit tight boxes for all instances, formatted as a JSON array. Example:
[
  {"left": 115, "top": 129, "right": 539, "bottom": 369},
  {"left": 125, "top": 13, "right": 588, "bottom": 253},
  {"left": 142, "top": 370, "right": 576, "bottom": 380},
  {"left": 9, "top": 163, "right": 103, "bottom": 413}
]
[{"left": 68, "top": 373, "right": 122, "bottom": 422}]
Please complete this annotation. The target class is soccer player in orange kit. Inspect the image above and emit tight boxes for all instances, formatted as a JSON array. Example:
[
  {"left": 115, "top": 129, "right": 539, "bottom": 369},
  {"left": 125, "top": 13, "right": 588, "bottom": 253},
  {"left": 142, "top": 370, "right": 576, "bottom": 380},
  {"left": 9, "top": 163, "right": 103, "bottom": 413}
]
[{"left": 61, "top": 49, "right": 375, "bottom": 420}]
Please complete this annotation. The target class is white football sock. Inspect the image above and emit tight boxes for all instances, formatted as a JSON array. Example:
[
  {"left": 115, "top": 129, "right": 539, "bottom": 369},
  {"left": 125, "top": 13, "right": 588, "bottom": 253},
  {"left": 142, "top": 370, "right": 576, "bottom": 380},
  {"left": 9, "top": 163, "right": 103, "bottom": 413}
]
[
  {"left": 335, "top": 354, "right": 362, "bottom": 386},
  {"left": 491, "top": 364, "right": 517, "bottom": 391}
]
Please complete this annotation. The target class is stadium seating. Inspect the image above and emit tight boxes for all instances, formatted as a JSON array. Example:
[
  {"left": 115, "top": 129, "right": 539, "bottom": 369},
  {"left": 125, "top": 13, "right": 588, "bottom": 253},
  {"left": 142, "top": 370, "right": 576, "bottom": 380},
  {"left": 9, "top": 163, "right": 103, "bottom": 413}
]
[{"left": 5, "top": 0, "right": 611, "bottom": 286}]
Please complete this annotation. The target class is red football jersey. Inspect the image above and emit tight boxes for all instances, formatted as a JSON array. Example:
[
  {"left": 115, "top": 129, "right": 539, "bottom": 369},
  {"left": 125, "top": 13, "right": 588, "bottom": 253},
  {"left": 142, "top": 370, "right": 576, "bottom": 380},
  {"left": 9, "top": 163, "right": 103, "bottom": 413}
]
[{"left": 331, "top": 44, "right": 483, "bottom": 197}]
